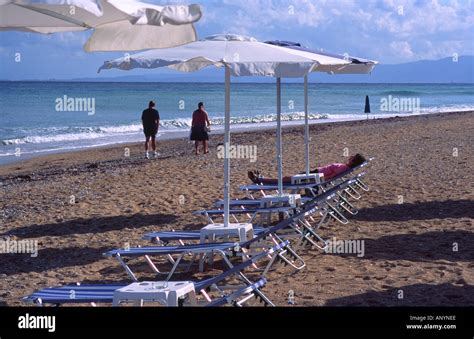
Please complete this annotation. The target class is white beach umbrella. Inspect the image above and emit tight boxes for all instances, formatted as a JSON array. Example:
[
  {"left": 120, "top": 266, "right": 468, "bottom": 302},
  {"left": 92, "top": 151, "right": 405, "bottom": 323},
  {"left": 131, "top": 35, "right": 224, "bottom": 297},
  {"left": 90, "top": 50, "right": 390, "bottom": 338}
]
[
  {"left": 266, "top": 41, "right": 378, "bottom": 174},
  {"left": 99, "top": 34, "right": 350, "bottom": 226},
  {"left": 0, "top": 0, "right": 202, "bottom": 50}
]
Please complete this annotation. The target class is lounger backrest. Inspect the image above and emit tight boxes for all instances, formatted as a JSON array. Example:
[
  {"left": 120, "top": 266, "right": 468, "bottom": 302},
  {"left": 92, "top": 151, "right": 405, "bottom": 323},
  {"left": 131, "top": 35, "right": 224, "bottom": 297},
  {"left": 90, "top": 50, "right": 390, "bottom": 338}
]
[
  {"left": 142, "top": 230, "right": 201, "bottom": 241},
  {"left": 321, "top": 161, "right": 368, "bottom": 184},
  {"left": 241, "top": 159, "right": 371, "bottom": 190},
  {"left": 103, "top": 242, "right": 235, "bottom": 257},
  {"left": 205, "top": 278, "right": 267, "bottom": 307},
  {"left": 195, "top": 241, "right": 289, "bottom": 291}
]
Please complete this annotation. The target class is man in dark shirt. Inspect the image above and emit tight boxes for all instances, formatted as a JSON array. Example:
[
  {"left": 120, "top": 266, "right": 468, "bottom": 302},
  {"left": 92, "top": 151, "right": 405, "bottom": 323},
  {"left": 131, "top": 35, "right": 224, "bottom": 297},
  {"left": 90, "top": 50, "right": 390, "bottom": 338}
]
[{"left": 141, "top": 101, "right": 160, "bottom": 159}]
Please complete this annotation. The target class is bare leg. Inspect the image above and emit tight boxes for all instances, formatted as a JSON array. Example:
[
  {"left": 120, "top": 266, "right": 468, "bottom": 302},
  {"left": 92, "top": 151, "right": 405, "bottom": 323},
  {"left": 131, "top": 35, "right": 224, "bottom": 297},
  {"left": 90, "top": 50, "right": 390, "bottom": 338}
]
[
  {"left": 144, "top": 136, "right": 150, "bottom": 152},
  {"left": 195, "top": 141, "right": 199, "bottom": 155},
  {"left": 151, "top": 136, "right": 156, "bottom": 151},
  {"left": 204, "top": 140, "right": 209, "bottom": 154},
  {"left": 260, "top": 176, "right": 292, "bottom": 184}
]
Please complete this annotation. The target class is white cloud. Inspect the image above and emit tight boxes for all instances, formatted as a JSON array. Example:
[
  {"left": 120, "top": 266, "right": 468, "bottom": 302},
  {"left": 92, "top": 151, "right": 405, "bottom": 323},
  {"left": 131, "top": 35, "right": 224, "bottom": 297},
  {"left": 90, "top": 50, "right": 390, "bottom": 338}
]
[
  {"left": 390, "top": 41, "right": 414, "bottom": 59},
  {"left": 1, "top": 0, "right": 473, "bottom": 66},
  {"left": 199, "top": 0, "right": 474, "bottom": 63}
]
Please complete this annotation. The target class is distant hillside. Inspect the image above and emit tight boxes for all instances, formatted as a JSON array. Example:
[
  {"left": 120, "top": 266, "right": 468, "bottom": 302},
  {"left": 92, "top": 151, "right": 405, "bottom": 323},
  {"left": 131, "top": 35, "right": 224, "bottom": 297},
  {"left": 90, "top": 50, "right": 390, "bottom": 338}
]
[
  {"left": 316, "top": 56, "right": 474, "bottom": 83},
  {"left": 64, "top": 55, "right": 474, "bottom": 83}
]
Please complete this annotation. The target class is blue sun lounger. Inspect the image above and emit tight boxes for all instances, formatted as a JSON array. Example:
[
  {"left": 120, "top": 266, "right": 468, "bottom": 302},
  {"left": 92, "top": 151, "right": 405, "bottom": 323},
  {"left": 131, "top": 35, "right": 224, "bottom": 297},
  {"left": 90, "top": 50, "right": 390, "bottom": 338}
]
[
  {"left": 193, "top": 206, "right": 295, "bottom": 225},
  {"left": 22, "top": 284, "right": 126, "bottom": 306},
  {"left": 238, "top": 172, "right": 367, "bottom": 218},
  {"left": 240, "top": 171, "right": 368, "bottom": 199},
  {"left": 202, "top": 171, "right": 368, "bottom": 226},
  {"left": 239, "top": 160, "right": 372, "bottom": 199},
  {"left": 239, "top": 177, "right": 359, "bottom": 250},
  {"left": 208, "top": 176, "right": 364, "bottom": 245},
  {"left": 22, "top": 280, "right": 271, "bottom": 307},
  {"left": 103, "top": 242, "right": 238, "bottom": 281},
  {"left": 104, "top": 225, "right": 305, "bottom": 281},
  {"left": 107, "top": 176, "right": 364, "bottom": 283},
  {"left": 145, "top": 178, "right": 361, "bottom": 256},
  {"left": 142, "top": 227, "right": 267, "bottom": 245},
  {"left": 23, "top": 242, "right": 289, "bottom": 307}
]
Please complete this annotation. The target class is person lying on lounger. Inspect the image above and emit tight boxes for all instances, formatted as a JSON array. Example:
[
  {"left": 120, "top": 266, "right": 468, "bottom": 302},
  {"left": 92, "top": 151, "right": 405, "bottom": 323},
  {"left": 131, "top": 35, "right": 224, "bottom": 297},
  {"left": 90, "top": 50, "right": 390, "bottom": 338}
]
[{"left": 248, "top": 153, "right": 366, "bottom": 184}]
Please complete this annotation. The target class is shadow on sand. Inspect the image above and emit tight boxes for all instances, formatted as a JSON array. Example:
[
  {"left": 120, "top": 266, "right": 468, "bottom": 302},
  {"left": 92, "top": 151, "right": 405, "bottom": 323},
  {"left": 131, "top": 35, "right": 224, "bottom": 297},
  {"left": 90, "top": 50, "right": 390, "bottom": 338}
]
[
  {"left": 0, "top": 246, "right": 110, "bottom": 275},
  {"left": 325, "top": 282, "right": 474, "bottom": 306},
  {"left": 2, "top": 213, "right": 179, "bottom": 238},
  {"left": 328, "top": 230, "right": 474, "bottom": 262},
  {"left": 353, "top": 199, "right": 474, "bottom": 222}
]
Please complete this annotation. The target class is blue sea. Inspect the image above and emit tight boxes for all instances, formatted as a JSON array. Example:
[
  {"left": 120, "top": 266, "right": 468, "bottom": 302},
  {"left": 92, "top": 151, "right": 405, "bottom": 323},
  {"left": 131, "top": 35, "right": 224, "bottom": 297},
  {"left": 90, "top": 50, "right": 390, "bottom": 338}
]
[{"left": 0, "top": 82, "right": 473, "bottom": 165}]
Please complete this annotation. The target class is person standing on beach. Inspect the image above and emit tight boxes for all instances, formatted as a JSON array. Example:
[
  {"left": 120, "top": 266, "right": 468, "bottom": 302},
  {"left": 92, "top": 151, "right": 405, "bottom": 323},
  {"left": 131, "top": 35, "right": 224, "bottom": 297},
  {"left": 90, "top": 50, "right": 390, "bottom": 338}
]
[
  {"left": 142, "top": 100, "right": 160, "bottom": 159},
  {"left": 190, "top": 102, "right": 211, "bottom": 155}
]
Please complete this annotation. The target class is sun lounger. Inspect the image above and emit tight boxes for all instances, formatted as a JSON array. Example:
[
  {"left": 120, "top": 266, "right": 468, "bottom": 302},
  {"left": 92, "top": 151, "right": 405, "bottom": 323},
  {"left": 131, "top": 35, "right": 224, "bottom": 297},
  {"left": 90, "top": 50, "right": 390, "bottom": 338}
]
[
  {"left": 193, "top": 206, "right": 295, "bottom": 225},
  {"left": 241, "top": 177, "right": 362, "bottom": 251},
  {"left": 103, "top": 242, "right": 238, "bottom": 281},
  {"left": 319, "top": 159, "right": 372, "bottom": 192},
  {"left": 23, "top": 242, "right": 289, "bottom": 307},
  {"left": 240, "top": 159, "right": 373, "bottom": 199},
  {"left": 239, "top": 171, "right": 367, "bottom": 217},
  {"left": 106, "top": 176, "right": 366, "bottom": 283},
  {"left": 22, "top": 284, "right": 126, "bottom": 306},
  {"left": 142, "top": 227, "right": 267, "bottom": 245},
  {"left": 221, "top": 175, "right": 364, "bottom": 236},
  {"left": 103, "top": 230, "right": 304, "bottom": 281},
  {"left": 165, "top": 177, "right": 363, "bottom": 253}
]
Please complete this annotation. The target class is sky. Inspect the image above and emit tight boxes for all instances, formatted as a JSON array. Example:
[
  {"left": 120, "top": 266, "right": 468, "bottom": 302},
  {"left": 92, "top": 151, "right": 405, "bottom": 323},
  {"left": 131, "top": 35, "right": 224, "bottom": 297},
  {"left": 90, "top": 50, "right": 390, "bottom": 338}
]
[{"left": 0, "top": 0, "right": 473, "bottom": 80}]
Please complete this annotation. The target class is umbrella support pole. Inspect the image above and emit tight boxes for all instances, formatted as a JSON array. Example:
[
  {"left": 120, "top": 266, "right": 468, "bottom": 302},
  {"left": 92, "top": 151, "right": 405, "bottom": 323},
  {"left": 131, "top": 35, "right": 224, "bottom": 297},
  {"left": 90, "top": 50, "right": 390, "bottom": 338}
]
[
  {"left": 304, "top": 75, "right": 310, "bottom": 175},
  {"left": 223, "top": 66, "right": 231, "bottom": 227},
  {"left": 276, "top": 77, "right": 283, "bottom": 196}
]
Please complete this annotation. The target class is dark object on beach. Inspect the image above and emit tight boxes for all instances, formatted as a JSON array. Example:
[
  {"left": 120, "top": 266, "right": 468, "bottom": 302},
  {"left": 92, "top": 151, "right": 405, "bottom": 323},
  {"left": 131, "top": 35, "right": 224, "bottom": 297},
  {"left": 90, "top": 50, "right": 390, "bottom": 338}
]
[
  {"left": 365, "top": 95, "right": 371, "bottom": 120},
  {"left": 190, "top": 125, "right": 209, "bottom": 141},
  {"left": 191, "top": 102, "right": 211, "bottom": 154},
  {"left": 142, "top": 101, "right": 160, "bottom": 159}
]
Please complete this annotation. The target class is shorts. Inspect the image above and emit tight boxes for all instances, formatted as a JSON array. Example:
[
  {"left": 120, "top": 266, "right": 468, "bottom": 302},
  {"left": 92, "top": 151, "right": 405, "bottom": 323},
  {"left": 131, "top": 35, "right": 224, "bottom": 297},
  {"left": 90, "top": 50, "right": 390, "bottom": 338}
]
[{"left": 144, "top": 126, "right": 158, "bottom": 137}]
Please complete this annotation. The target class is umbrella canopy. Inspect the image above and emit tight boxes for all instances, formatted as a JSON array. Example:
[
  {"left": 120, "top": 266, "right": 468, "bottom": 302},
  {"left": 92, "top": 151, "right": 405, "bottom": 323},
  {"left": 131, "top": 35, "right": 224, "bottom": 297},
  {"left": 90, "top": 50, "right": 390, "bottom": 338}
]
[
  {"left": 99, "top": 34, "right": 351, "bottom": 227},
  {"left": 266, "top": 40, "right": 377, "bottom": 74},
  {"left": 98, "top": 34, "right": 349, "bottom": 76},
  {"left": 0, "top": 0, "right": 202, "bottom": 50},
  {"left": 266, "top": 40, "right": 378, "bottom": 174},
  {"left": 365, "top": 95, "right": 371, "bottom": 114}
]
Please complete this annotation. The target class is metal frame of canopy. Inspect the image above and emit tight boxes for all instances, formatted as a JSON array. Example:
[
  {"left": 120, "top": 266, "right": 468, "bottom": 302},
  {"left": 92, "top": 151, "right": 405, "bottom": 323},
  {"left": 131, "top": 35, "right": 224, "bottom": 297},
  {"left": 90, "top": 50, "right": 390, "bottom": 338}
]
[
  {"left": 266, "top": 40, "right": 378, "bottom": 175},
  {"left": 98, "top": 34, "right": 351, "bottom": 228}
]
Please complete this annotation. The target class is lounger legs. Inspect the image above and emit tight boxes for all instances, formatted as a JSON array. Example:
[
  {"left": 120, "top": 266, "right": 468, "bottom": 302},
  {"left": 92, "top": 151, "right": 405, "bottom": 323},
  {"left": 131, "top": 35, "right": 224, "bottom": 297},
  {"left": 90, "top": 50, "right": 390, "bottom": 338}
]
[
  {"left": 325, "top": 202, "right": 349, "bottom": 224},
  {"left": 345, "top": 185, "right": 362, "bottom": 200},
  {"left": 355, "top": 178, "right": 370, "bottom": 191},
  {"left": 115, "top": 254, "right": 138, "bottom": 282},
  {"left": 335, "top": 192, "right": 359, "bottom": 215},
  {"left": 296, "top": 219, "right": 329, "bottom": 251}
]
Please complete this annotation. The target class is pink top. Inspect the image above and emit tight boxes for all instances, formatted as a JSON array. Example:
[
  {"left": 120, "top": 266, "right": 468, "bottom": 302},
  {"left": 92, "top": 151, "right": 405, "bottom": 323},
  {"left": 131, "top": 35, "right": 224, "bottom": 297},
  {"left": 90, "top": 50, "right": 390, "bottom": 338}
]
[{"left": 317, "top": 163, "right": 350, "bottom": 180}]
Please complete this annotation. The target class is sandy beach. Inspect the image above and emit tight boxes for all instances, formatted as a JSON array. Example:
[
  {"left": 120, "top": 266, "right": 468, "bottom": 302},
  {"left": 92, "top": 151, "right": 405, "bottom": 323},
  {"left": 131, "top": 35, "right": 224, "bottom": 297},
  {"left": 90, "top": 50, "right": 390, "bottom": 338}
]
[{"left": 0, "top": 111, "right": 473, "bottom": 307}]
